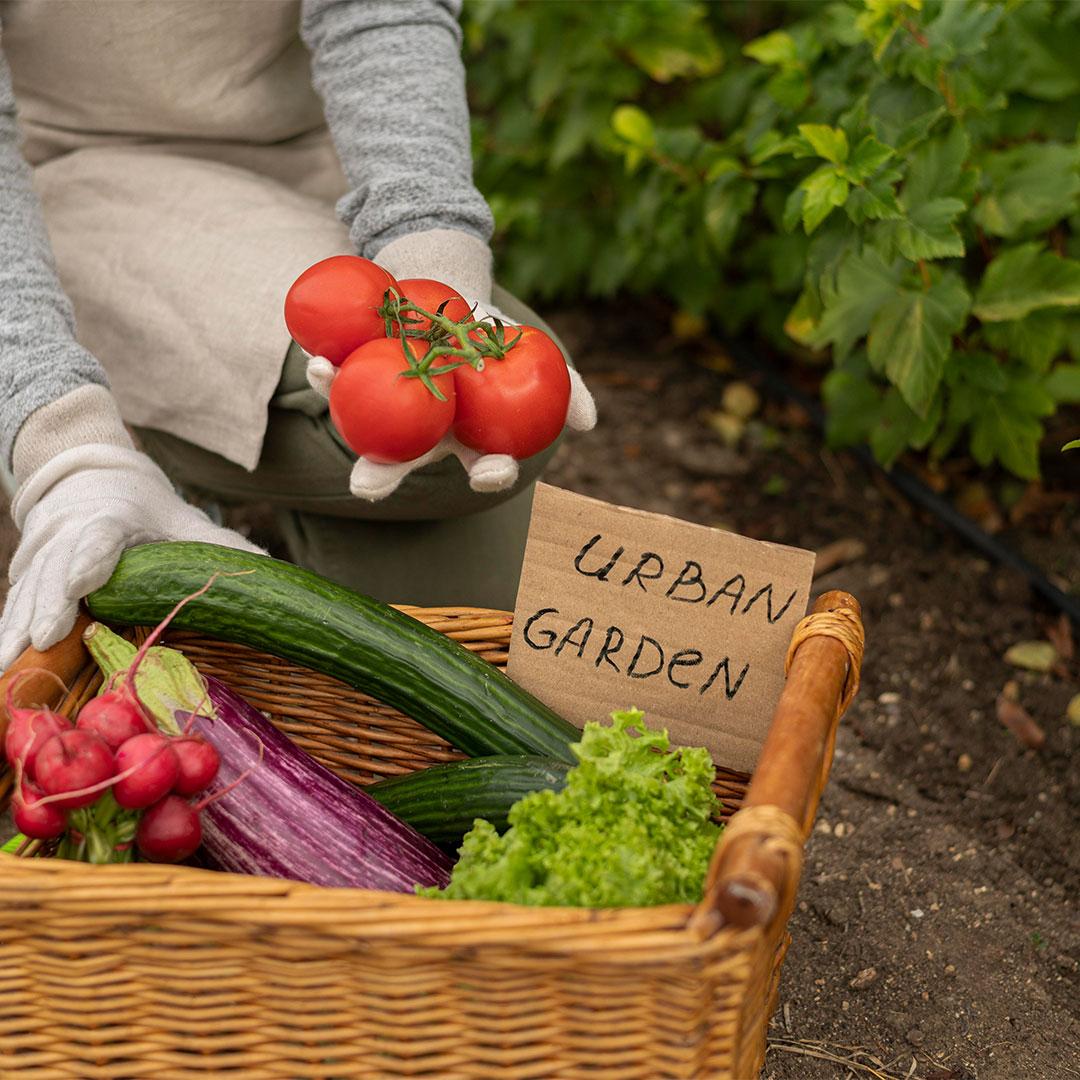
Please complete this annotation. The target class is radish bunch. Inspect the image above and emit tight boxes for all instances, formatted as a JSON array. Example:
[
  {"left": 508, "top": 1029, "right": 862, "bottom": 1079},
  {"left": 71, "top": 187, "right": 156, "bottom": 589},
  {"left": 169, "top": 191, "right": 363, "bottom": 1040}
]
[
  {"left": 6, "top": 676, "right": 223, "bottom": 863},
  {"left": 4, "top": 575, "right": 243, "bottom": 865}
]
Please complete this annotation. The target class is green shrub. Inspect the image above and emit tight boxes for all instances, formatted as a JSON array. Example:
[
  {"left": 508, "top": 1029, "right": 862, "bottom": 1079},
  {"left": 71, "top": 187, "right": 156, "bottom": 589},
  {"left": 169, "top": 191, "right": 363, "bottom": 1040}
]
[{"left": 463, "top": 0, "right": 1080, "bottom": 478}]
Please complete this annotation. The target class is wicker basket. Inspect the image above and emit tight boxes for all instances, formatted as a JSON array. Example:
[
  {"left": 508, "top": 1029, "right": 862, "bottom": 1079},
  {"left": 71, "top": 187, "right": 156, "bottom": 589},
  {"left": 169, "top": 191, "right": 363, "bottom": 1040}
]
[{"left": 0, "top": 588, "right": 863, "bottom": 1080}]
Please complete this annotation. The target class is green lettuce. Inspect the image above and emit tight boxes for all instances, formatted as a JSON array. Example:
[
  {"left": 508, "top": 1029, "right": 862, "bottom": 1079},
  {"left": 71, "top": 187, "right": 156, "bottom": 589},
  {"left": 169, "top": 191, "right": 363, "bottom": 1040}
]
[{"left": 422, "top": 709, "right": 721, "bottom": 907}]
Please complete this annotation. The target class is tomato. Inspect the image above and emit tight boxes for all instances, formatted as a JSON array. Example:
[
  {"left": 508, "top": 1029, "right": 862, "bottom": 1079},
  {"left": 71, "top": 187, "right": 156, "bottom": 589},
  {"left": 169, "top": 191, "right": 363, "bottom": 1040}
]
[
  {"left": 452, "top": 326, "right": 571, "bottom": 459},
  {"left": 285, "top": 255, "right": 398, "bottom": 366},
  {"left": 329, "top": 338, "right": 455, "bottom": 463},
  {"left": 394, "top": 278, "right": 472, "bottom": 337}
]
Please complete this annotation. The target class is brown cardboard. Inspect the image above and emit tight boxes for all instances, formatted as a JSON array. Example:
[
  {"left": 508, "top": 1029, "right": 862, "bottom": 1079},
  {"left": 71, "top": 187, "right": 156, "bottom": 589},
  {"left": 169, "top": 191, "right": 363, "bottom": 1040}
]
[{"left": 507, "top": 484, "right": 816, "bottom": 772}]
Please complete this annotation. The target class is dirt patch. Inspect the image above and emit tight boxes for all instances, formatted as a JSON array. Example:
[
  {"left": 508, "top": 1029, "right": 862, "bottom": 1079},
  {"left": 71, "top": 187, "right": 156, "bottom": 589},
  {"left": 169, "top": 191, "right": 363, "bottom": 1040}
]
[{"left": 1, "top": 305, "right": 1077, "bottom": 1078}]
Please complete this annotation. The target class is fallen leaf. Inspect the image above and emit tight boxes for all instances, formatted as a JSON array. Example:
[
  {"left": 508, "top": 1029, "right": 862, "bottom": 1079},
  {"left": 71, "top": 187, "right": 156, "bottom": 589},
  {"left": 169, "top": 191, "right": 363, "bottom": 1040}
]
[
  {"left": 814, "top": 538, "right": 867, "bottom": 578},
  {"left": 1067, "top": 694, "right": 1080, "bottom": 727},
  {"left": 956, "top": 482, "right": 1003, "bottom": 533},
  {"left": 671, "top": 309, "right": 707, "bottom": 341},
  {"left": 995, "top": 694, "right": 1046, "bottom": 750},
  {"left": 1003, "top": 640, "right": 1058, "bottom": 673},
  {"left": 1046, "top": 614, "right": 1074, "bottom": 662}
]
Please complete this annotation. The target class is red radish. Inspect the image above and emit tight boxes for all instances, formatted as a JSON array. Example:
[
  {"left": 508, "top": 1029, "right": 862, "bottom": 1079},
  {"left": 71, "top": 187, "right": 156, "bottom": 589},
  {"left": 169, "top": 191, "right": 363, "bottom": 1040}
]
[
  {"left": 171, "top": 737, "right": 220, "bottom": 796},
  {"left": 76, "top": 689, "right": 150, "bottom": 750},
  {"left": 4, "top": 709, "right": 70, "bottom": 781},
  {"left": 112, "top": 733, "right": 180, "bottom": 809},
  {"left": 394, "top": 278, "right": 472, "bottom": 337},
  {"left": 136, "top": 795, "right": 202, "bottom": 863},
  {"left": 12, "top": 778, "right": 67, "bottom": 839},
  {"left": 34, "top": 730, "right": 116, "bottom": 810}
]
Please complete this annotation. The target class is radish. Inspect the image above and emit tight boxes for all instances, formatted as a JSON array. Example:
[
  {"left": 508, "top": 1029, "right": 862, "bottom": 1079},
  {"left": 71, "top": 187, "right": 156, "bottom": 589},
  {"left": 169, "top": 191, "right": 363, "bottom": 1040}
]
[
  {"left": 136, "top": 795, "right": 202, "bottom": 863},
  {"left": 112, "top": 733, "right": 180, "bottom": 809},
  {"left": 76, "top": 689, "right": 151, "bottom": 750},
  {"left": 4, "top": 709, "right": 70, "bottom": 781},
  {"left": 171, "top": 737, "right": 220, "bottom": 796},
  {"left": 34, "top": 729, "right": 116, "bottom": 810},
  {"left": 3, "top": 668, "right": 74, "bottom": 780},
  {"left": 13, "top": 778, "right": 68, "bottom": 839}
]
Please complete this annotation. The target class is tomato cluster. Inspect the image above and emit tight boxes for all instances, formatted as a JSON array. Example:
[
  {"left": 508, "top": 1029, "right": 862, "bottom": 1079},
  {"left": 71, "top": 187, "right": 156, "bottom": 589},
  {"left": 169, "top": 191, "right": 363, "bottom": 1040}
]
[{"left": 284, "top": 256, "right": 571, "bottom": 464}]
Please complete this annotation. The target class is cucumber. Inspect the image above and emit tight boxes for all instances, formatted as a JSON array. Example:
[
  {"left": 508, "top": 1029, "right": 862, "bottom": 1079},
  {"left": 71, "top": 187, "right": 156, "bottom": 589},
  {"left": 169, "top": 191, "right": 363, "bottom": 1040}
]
[
  {"left": 367, "top": 756, "right": 571, "bottom": 846},
  {"left": 86, "top": 542, "right": 580, "bottom": 761}
]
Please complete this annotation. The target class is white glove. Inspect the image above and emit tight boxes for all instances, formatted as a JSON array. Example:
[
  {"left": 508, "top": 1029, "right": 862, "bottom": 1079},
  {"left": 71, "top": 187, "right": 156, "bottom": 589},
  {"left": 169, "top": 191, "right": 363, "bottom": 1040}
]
[{"left": 0, "top": 444, "right": 264, "bottom": 668}]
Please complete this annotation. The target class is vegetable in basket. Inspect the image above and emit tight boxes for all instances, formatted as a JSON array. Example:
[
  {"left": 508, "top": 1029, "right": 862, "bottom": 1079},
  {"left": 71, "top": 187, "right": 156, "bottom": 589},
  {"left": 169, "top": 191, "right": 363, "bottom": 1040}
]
[
  {"left": 367, "top": 756, "right": 572, "bottom": 848},
  {"left": 86, "top": 541, "right": 581, "bottom": 761},
  {"left": 421, "top": 709, "right": 722, "bottom": 908},
  {"left": 3, "top": 581, "right": 232, "bottom": 863},
  {"left": 86, "top": 623, "right": 453, "bottom": 892}
]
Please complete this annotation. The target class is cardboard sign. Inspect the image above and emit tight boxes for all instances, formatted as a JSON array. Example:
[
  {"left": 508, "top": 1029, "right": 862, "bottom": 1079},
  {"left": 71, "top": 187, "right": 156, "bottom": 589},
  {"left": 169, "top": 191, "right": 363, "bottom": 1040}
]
[{"left": 507, "top": 484, "right": 815, "bottom": 772}]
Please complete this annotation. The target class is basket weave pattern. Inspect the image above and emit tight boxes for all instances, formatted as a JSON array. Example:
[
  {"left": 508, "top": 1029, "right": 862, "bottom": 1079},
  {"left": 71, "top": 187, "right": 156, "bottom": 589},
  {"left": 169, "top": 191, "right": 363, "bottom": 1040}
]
[{"left": 0, "top": 595, "right": 862, "bottom": 1079}]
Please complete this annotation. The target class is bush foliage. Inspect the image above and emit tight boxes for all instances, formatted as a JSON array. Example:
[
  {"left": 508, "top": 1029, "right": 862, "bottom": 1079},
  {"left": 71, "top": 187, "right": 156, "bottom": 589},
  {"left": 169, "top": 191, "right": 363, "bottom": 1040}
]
[{"left": 463, "top": 0, "right": 1080, "bottom": 478}]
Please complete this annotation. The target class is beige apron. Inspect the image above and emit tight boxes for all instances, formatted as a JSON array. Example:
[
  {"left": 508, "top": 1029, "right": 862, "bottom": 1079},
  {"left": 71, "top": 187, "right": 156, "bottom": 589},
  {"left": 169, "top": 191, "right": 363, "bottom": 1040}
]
[{"left": 1, "top": 0, "right": 353, "bottom": 469}]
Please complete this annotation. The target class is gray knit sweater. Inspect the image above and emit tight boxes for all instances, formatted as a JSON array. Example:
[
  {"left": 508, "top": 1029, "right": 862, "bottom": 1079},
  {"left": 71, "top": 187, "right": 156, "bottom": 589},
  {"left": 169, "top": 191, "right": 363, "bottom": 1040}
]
[{"left": 0, "top": 0, "right": 493, "bottom": 467}]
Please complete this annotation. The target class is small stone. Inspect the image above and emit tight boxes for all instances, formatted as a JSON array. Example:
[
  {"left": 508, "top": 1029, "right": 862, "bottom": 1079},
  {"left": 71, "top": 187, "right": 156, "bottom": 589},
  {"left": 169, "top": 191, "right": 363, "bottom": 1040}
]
[
  {"left": 722, "top": 380, "right": 761, "bottom": 420},
  {"left": 705, "top": 410, "right": 745, "bottom": 447},
  {"left": 944, "top": 964, "right": 956, "bottom": 975},
  {"left": 849, "top": 967, "right": 878, "bottom": 990},
  {"left": 910, "top": 909, "right": 925, "bottom": 919},
  {"left": 958, "top": 753, "right": 973, "bottom": 773},
  {"left": 878, "top": 692, "right": 901, "bottom": 705},
  {"left": 906, "top": 1028, "right": 925, "bottom": 1047}
]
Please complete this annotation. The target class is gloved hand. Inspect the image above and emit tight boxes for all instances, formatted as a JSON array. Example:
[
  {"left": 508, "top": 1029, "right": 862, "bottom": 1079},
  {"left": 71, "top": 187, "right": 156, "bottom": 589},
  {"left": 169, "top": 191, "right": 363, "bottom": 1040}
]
[
  {"left": 306, "top": 333, "right": 596, "bottom": 502},
  {"left": 331, "top": 228, "right": 596, "bottom": 500},
  {"left": 1, "top": 403, "right": 264, "bottom": 668}
]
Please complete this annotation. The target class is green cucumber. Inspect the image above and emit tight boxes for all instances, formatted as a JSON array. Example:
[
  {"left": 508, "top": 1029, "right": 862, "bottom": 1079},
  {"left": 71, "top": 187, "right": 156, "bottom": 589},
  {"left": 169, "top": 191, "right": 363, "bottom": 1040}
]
[
  {"left": 367, "top": 756, "right": 571, "bottom": 846},
  {"left": 86, "top": 542, "right": 579, "bottom": 761}
]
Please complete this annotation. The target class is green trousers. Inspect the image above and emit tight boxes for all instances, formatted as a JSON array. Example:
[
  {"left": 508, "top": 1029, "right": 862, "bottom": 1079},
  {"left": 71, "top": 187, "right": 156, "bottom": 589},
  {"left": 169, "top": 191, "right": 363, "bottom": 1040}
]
[{"left": 134, "top": 286, "right": 564, "bottom": 611}]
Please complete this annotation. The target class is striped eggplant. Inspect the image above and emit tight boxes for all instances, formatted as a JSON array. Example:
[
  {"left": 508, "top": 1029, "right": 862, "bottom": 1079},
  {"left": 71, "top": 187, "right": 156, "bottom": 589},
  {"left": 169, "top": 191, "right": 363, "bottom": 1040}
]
[{"left": 190, "top": 675, "right": 452, "bottom": 892}]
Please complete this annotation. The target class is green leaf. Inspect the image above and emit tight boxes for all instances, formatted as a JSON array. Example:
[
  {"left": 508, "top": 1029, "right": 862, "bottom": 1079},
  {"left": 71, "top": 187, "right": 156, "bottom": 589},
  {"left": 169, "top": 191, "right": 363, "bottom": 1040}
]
[
  {"left": 799, "top": 123, "right": 849, "bottom": 164},
  {"left": 974, "top": 244, "right": 1080, "bottom": 322},
  {"left": 886, "top": 198, "right": 967, "bottom": 261},
  {"left": 1064, "top": 439, "right": 1080, "bottom": 451},
  {"left": 969, "top": 395, "right": 1043, "bottom": 479},
  {"left": 870, "top": 388, "right": 942, "bottom": 469},
  {"left": 822, "top": 364, "right": 881, "bottom": 446},
  {"left": 947, "top": 350, "right": 1007, "bottom": 394},
  {"left": 611, "top": 105, "right": 655, "bottom": 148},
  {"left": 703, "top": 176, "right": 756, "bottom": 257},
  {"left": 847, "top": 135, "right": 894, "bottom": 181},
  {"left": 845, "top": 175, "right": 903, "bottom": 224},
  {"left": 973, "top": 143, "right": 1080, "bottom": 239},
  {"left": 868, "top": 273, "right": 971, "bottom": 416},
  {"left": 766, "top": 68, "right": 810, "bottom": 110},
  {"left": 903, "top": 126, "right": 970, "bottom": 206},
  {"left": 626, "top": 26, "right": 723, "bottom": 83},
  {"left": 801, "top": 166, "right": 850, "bottom": 233},
  {"left": 1045, "top": 364, "right": 1080, "bottom": 403},
  {"left": 782, "top": 186, "right": 806, "bottom": 234},
  {"left": 981, "top": 314, "right": 1065, "bottom": 373},
  {"left": 743, "top": 30, "right": 798, "bottom": 67},
  {"left": 810, "top": 247, "right": 905, "bottom": 360}
]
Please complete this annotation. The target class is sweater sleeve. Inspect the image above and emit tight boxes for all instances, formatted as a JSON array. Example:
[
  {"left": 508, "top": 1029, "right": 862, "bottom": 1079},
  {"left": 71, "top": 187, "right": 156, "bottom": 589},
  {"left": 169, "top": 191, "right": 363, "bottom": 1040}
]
[
  {"left": 300, "top": 0, "right": 494, "bottom": 259},
  {"left": 0, "top": 37, "right": 108, "bottom": 469}
]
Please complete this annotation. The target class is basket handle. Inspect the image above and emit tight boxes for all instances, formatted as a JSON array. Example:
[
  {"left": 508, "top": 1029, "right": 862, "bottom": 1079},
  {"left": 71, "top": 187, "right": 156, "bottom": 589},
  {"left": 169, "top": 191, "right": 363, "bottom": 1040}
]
[{"left": 691, "top": 589, "right": 864, "bottom": 935}]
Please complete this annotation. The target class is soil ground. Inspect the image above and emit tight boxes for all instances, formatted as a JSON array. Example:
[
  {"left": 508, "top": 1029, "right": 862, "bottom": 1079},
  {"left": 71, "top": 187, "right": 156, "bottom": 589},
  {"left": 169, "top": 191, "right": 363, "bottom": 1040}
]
[{"left": 1, "top": 305, "right": 1077, "bottom": 1079}]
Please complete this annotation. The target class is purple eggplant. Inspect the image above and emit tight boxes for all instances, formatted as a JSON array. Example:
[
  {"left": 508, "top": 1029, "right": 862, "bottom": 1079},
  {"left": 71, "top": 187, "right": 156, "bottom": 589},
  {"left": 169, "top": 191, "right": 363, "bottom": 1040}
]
[{"left": 189, "top": 676, "right": 452, "bottom": 892}]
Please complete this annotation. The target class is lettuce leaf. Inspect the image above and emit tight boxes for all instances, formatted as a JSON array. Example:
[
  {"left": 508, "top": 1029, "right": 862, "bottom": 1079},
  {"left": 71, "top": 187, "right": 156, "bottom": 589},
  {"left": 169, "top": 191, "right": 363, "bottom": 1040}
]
[{"left": 422, "top": 709, "right": 721, "bottom": 907}]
